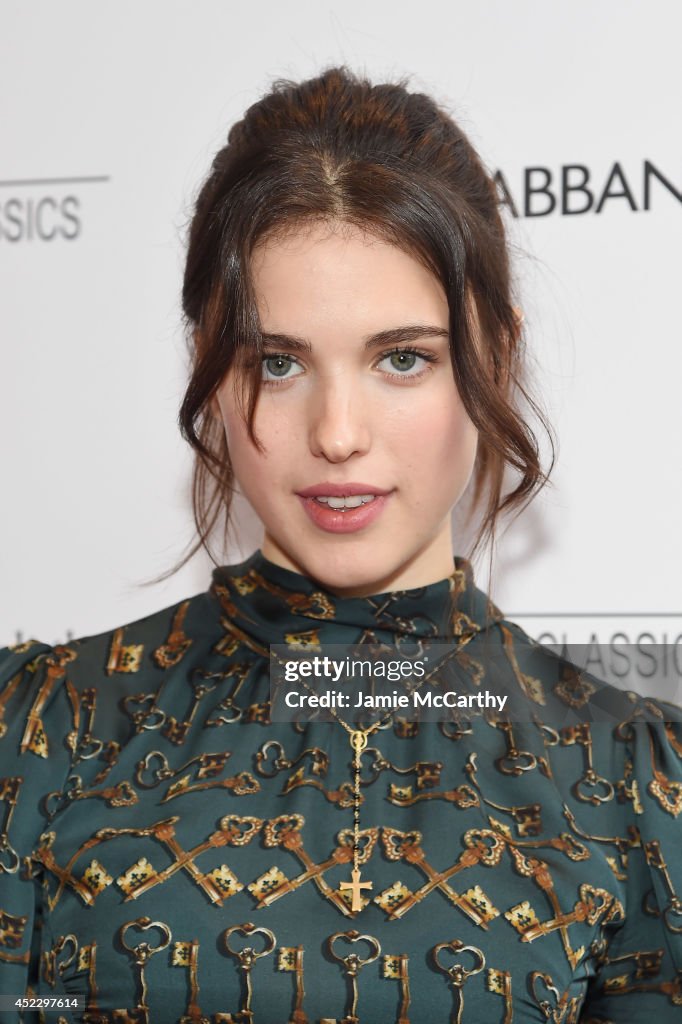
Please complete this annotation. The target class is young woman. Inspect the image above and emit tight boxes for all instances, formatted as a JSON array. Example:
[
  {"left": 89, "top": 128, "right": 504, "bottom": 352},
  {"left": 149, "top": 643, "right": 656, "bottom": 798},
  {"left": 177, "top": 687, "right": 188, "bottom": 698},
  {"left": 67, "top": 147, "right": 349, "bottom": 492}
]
[{"left": 1, "top": 67, "right": 680, "bottom": 1024}]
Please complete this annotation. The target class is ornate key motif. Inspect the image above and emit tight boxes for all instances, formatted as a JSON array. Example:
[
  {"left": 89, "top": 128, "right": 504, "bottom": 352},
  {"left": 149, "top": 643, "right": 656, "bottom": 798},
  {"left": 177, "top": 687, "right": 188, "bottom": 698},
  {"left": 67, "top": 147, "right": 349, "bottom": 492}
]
[
  {"left": 375, "top": 827, "right": 501, "bottom": 927},
  {"left": 42, "top": 935, "right": 108, "bottom": 1024},
  {"left": 452, "top": 648, "right": 486, "bottom": 687},
  {"left": 41, "top": 932, "right": 78, "bottom": 987},
  {"left": 642, "top": 839, "right": 682, "bottom": 933},
  {"left": 171, "top": 937, "right": 211, "bottom": 1024},
  {"left": 387, "top": 781, "right": 477, "bottom": 808},
  {"left": 162, "top": 668, "right": 224, "bottom": 745},
  {"left": 220, "top": 922, "right": 277, "bottom": 1023},
  {"left": 73, "top": 688, "right": 104, "bottom": 764},
  {"left": 503, "top": 847, "right": 591, "bottom": 970},
  {"left": 116, "top": 916, "right": 171, "bottom": 1024},
  {"left": 44, "top": 773, "right": 139, "bottom": 816},
  {"left": 259, "top": 734, "right": 446, "bottom": 809},
  {"left": 394, "top": 717, "right": 420, "bottom": 739},
  {"left": 0, "top": 654, "right": 28, "bottom": 738},
  {"left": 499, "top": 625, "right": 546, "bottom": 705},
  {"left": 115, "top": 815, "right": 261, "bottom": 905},
  {"left": 487, "top": 966, "right": 513, "bottom": 1023},
  {"left": 214, "top": 618, "right": 268, "bottom": 663},
  {"left": 383, "top": 952, "right": 411, "bottom": 1024},
  {"left": 90, "top": 740, "right": 123, "bottom": 787},
  {"left": 431, "top": 938, "right": 485, "bottom": 1024},
  {"left": 135, "top": 748, "right": 226, "bottom": 787},
  {"left": 277, "top": 944, "right": 307, "bottom": 1024},
  {"left": 598, "top": 948, "right": 682, "bottom": 1005},
  {"left": 255, "top": 739, "right": 328, "bottom": 780},
  {"left": 534, "top": 715, "right": 560, "bottom": 748},
  {"left": 327, "top": 928, "right": 381, "bottom": 1024},
  {"left": 204, "top": 663, "right": 257, "bottom": 727},
  {"left": 235, "top": 568, "right": 336, "bottom": 622},
  {"left": 163, "top": 768, "right": 258, "bottom": 802},
  {"left": 616, "top": 755, "right": 645, "bottom": 816},
  {"left": 439, "top": 717, "right": 474, "bottom": 741},
  {"left": 106, "top": 630, "right": 145, "bottom": 676},
  {"left": 553, "top": 662, "right": 596, "bottom": 710},
  {"left": 465, "top": 751, "right": 543, "bottom": 835},
  {"left": 504, "top": 883, "right": 622, "bottom": 952},
  {"left": 0, "top": 776, "right": 21, "bottom": 873},
  {"left": 19, "top": 646, "right": 77, "bottom": 757},
  {"left": 560, "top": 723, "right": 615, "bottom": 805},
  {"left": 529, "top": 971, "right": 582, "bottom": 1023},
  {"left": 33, "top": 836, "right": 101, "bottom": 907},
  {"left": 603, "top": 947, "right": 663, "bottom": 988},
  {"left": 494, "top": 719, "right": 538, "bottom": 776},
  {"left": 561, "top": 803, "right": 632, "bottom": 881},
  {"left": 134, "top": 748, "right": 246, "bottom": 802},
  {"left": 249, "top": 814, "right": 377, "bottom": 916},
  {"left": 76, "top": 939, "right": 103, "bottom": 1021},
  {"left": 644, "top": 725, "right": 682, "bottom": 817},
  {"left": 254, "top": 740, "right": 353, "bottom": 804},
  {"left": 0, "top": 906, "right": 30, "bottom": 966},
  {"left": 121, "top": 691, "right": 167, "bottom": 735},
  {"left": 152, "top": 601, "right": 193, "bottom": 669},
  {"left": 34, "top": 814, "right": 263, "bottom": 911}
]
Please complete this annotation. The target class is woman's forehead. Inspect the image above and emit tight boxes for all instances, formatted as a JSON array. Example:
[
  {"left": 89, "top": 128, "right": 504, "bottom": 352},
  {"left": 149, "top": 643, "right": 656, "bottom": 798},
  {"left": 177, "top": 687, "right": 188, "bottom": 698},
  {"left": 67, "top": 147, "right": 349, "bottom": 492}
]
[{"left": 250, "top": 222, "right": 449, "bottom": 330}]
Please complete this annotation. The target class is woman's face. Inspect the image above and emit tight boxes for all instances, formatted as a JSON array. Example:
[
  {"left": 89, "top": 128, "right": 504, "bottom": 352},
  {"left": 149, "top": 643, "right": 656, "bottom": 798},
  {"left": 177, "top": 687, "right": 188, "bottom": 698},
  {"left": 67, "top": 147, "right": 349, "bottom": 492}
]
[{"left": 214, "top": 220, "right": 479, "bottom": 597}]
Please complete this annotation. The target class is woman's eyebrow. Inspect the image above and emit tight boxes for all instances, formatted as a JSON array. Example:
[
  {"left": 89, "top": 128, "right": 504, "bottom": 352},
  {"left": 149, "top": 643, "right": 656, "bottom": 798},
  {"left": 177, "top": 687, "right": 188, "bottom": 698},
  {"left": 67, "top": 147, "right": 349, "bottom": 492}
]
[{"left": 260, "top": 325, "right": 450, "bottom": 353}]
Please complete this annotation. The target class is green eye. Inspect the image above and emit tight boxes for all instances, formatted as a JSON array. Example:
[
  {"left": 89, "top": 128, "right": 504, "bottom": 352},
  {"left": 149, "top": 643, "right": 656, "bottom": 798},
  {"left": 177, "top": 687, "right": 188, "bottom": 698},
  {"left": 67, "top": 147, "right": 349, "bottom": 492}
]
[
  {"left": 387, "top": 351, "right": 417, "bottom": 372},
  {"left": 378, "top": 347, "right": 435, "bottom": 377},
  {"left": 262, "top": 354, "right": 302, "bottom": 381},
  {"left": 261, "top": 346, "right": 436, "bottom": 387}
]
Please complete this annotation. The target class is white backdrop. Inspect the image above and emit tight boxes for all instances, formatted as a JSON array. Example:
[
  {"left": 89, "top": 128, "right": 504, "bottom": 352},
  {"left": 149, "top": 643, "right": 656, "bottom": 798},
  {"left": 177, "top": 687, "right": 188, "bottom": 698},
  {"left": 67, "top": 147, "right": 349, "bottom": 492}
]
[{"left": 2, "top": 0, "right": 680, "bottom": 662}]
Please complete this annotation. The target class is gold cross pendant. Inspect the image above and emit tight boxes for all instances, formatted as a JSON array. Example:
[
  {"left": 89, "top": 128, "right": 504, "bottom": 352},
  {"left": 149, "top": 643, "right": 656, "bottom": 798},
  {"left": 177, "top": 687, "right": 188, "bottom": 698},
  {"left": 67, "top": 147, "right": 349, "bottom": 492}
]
[{"left": 339, "top": 866, "right": 372, "bottom": 912}]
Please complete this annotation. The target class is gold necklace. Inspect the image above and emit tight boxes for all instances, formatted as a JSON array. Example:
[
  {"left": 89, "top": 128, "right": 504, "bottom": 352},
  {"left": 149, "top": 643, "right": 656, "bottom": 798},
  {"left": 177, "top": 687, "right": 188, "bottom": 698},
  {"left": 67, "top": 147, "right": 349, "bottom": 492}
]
[
  {"left": 283, "top": 640, "right": 476, "bottom": 912},
  {"left": 326, "top": 707, "right": 392, "bottom": 912}
]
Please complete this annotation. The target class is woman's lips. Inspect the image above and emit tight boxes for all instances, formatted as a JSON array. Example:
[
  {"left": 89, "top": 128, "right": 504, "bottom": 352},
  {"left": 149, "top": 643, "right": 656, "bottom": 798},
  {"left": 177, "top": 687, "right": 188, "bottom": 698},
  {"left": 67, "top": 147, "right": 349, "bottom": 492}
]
[{"left": 297, "top": 493, "right": 391, "bottom": 533}]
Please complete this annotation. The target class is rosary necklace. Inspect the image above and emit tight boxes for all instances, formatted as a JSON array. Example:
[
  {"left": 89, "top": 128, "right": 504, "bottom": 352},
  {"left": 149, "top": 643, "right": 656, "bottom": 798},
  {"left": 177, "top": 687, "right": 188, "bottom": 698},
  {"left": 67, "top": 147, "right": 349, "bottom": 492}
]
[
  {"left": 326, "top": 705, "right": 393, "bottom": 911},
  {"left": 288, "top": 640, "right": 476, "bottom": 912}
]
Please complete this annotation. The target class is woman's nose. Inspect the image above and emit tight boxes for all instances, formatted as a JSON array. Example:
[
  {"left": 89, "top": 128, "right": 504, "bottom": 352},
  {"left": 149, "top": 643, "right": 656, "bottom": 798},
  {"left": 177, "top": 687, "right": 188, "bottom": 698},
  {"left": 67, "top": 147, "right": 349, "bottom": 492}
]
[{"left": 307, "top": 376, "right": 371, "bottom": 462}]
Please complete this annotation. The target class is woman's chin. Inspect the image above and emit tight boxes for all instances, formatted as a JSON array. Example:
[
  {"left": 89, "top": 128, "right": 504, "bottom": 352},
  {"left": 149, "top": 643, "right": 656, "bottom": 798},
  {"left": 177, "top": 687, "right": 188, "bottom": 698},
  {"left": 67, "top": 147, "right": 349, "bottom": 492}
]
[{"left": 305, "top": 550, "right": 405, "bottom": 598}]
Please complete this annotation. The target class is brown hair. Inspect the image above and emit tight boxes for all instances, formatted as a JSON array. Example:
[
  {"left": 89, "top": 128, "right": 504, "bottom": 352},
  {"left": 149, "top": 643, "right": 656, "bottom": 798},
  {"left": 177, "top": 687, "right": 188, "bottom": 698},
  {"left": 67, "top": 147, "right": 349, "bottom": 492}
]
[{"left": 150, "top": 65, "right": 554, "bottom": 584}]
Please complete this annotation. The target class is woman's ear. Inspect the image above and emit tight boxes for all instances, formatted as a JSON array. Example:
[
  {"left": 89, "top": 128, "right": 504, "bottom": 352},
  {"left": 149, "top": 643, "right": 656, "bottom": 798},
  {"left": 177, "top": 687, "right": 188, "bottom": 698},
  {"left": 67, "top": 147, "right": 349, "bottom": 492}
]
[
  {"left": 191, "top": 326, "right": 222, "bottom": 421},
  {"left": 512, "top": 306, "right": 525, "bottom": 342},
  {"left": 209, "top": 394, "right": 222, "bottom": 422}
]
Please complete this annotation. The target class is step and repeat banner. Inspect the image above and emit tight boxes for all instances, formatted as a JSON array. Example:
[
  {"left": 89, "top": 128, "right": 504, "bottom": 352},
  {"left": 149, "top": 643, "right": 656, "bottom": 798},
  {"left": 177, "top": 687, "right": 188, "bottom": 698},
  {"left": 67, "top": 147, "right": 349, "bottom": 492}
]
[{"left": 2, "top": 2, "right": 680, "bottom": 695}]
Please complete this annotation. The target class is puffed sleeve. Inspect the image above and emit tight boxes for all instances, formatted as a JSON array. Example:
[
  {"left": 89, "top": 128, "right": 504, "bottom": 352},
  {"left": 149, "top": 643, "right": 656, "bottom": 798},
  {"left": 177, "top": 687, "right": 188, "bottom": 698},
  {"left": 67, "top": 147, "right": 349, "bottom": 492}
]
[
  {"left": 0, "top": 641, "right": 78, "bottom": 1014},
  {"left": 582, "top": 696, "right": 682, "bottom": 1021}
]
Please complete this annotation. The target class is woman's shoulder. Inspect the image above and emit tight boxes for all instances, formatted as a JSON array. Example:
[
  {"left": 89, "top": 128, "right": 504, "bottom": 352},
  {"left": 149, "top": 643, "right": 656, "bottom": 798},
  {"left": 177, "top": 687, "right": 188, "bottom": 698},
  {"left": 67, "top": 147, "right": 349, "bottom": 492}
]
[
  {"left": 487, "top": 614, "right": 682, "bottom": 726},
  {"left": 0, "top": 585, "right": 223, "bottom": 694},
  {"left": 488, "top": 616, "right": 682, "bottom": 874},
  {"left": 0, "top": 587, "right": 226, "bottom": 800}
]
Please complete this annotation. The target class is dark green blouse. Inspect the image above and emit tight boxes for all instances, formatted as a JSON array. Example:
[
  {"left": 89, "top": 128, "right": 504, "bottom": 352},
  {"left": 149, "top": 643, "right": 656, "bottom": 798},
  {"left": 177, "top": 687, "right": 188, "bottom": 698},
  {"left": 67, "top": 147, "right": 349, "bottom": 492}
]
[{"left": 1, "top": 550, "right": 681, "bottom": 1023}]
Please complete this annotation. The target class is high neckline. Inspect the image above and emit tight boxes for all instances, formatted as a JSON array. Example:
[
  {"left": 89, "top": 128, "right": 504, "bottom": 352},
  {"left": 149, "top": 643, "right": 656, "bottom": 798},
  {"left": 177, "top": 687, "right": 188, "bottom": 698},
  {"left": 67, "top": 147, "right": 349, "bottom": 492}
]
[{"left": 209, "top": 547, "right": 504, "bottom": 648}]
